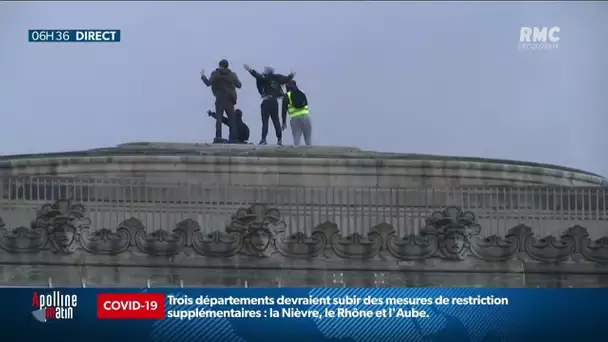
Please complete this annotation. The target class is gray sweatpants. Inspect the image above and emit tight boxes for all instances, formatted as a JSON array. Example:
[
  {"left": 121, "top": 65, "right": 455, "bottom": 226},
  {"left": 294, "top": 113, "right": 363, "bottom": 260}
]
[{"left": 290, "top": 115, "right": 312, "bottom": 146}]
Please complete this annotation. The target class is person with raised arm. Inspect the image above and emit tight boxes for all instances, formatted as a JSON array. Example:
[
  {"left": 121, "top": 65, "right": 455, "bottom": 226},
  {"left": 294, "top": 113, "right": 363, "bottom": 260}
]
[
  {"left": 243, "top": 64, "right": 294, "bottom": 145},
  {"left": 201, "top": 59, "right": 242, "bottom": 143}
]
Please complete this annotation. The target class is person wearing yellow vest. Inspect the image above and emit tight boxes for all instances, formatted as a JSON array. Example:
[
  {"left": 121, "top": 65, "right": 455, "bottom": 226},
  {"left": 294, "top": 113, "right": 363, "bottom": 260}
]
[{"left": 281, "top": 81, "right": 312, "bottom": 146}]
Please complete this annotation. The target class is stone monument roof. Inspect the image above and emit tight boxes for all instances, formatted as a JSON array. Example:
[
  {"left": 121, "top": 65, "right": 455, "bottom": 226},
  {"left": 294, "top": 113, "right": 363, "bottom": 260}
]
[{"left": 0, "top": 142, "right": 604, "bottom": 181}]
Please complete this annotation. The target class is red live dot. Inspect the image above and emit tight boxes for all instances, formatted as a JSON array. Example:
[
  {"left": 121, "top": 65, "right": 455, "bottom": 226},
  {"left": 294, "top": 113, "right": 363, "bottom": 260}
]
[{"left": 97, "top": 293, "right": 165, "bottom": 320}]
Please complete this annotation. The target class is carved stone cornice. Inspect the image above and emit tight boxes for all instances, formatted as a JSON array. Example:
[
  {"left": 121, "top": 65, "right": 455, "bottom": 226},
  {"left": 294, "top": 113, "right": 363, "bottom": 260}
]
[{"left": 1, "top": 200, "right": 608, "bottom": 273}]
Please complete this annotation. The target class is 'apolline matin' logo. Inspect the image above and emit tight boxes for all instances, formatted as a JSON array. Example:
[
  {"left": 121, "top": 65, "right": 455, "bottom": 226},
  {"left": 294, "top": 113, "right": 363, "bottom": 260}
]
[
  {"left": 518, "top": 26, "right": 560, "bottom": 50},
  {"left": 31, "top": 291, "right": 78, "bottom": 323}
]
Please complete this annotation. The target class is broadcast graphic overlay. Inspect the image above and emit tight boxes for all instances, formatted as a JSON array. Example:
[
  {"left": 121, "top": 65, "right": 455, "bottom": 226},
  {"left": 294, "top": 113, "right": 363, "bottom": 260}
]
[
  {"left": 150, "top": 288, "right": 517, "bottom": 342},
  {"left": 31, "top": 291, "right": 78, "bottom": 323},
  {"left": 2, "top": 288, "right": 607, "bottom": 342},
  {"left": 97, "top": 293, "right": 165, "bottom": 319},
  {"left": 28, "top": 29, "right": 121, "bottom": 43}
]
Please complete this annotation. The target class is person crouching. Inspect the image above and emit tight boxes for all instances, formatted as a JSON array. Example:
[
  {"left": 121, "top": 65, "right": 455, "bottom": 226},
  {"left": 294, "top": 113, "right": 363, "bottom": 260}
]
[{"left": 207, "top": 109, "right": 250, "bottom": 143}]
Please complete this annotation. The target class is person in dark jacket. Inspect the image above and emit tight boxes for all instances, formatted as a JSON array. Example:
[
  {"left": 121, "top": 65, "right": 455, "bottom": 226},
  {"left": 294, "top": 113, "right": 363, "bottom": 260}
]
[
  {"left": 207, "top": 109, "right": 250, "bottom": 143},
  {"left": 201, "top": 59, "right": 242, "bottom": 143},
  {"left": 243, "top": 64, "right": 295, "bottom": 145}
]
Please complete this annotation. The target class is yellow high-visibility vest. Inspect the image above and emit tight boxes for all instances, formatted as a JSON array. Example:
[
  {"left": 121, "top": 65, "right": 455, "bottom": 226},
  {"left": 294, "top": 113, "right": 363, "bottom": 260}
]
[{"left": 287, "top": 91, "right": 309, "bottom": 118}]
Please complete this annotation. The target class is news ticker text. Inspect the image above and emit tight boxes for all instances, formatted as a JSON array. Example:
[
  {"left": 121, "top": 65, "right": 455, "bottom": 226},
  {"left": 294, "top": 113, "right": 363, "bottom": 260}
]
[{"left": 96, "top": 293, "right": 509, "bottom": 320}]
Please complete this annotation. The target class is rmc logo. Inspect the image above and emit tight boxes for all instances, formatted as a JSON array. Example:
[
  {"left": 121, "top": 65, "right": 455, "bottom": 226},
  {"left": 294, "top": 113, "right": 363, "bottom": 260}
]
[{"left": 518, "top": 26, "right": 560, "bottom": 50}]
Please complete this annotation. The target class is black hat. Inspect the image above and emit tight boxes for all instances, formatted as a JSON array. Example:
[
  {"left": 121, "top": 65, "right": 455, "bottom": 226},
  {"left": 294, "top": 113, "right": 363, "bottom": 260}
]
[{"left": 219, "top": 59, "right": 229, "bottom": 68}]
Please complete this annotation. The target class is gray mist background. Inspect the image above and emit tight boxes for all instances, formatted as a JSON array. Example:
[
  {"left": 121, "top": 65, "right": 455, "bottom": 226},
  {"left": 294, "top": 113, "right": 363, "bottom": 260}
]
[{"left": 1, "top": 2, "right": 607, "bottom": 175}]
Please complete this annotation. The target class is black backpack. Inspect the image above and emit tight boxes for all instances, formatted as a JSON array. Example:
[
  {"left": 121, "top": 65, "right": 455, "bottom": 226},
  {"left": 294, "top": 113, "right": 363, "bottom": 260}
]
[{"left": 288, "top": 89, "right": 307, "bottom": 109}]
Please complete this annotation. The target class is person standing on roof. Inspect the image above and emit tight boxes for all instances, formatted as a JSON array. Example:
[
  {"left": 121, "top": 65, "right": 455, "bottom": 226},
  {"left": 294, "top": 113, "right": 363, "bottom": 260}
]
[
  {"left": 282, "top": 80, "right": 312, "bottom": 146},
  {"left": 243, "top": 64, "right": 295, "bottom": 145},
  {"left": 201, "top": 59, "right": 242, "bottom": 143}
]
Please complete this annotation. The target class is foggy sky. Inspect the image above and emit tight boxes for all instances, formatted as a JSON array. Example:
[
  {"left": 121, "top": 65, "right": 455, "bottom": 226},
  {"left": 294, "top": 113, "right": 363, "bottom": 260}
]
[{"left": 1, "top": 2, "right": 607, "bottom": 175}]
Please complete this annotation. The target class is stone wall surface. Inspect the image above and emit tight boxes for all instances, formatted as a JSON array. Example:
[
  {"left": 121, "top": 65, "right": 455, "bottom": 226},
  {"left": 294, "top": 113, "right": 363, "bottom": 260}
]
[
  {"left": 4, "top": 265, "right": 608, "bottom": 288},
  {"left": 0, "top": 143, "right": 607, "bottom": 287}
]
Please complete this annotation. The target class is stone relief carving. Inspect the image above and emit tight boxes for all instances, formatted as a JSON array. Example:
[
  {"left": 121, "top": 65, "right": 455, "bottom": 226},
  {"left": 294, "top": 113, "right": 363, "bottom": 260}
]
[
  {"left": 421, "top": 206, "right": 482, "bottom": 261},
  {"left": 226, "top": 203, "right": 286, "bottom": 257},
  {"left": 564, "top": 225, "right": 608, "bottom": 264},
  {"left": 33, "top": 199, "right": 91, "bottom": 254},
  {"left": 0, "top": 219, "right": 48, "bottom": 253},
  {"left": 0, "top": 200, "right": 607, "bottom": 265},
  {"left": 79, "top": 217, "right": 140, "bottom": 255}
]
